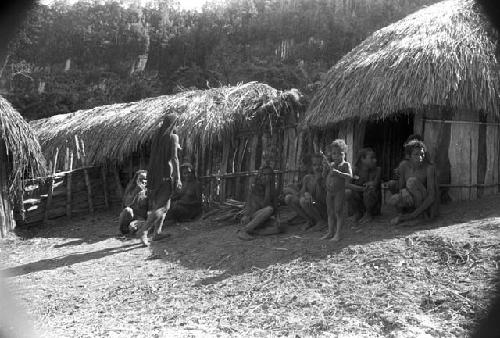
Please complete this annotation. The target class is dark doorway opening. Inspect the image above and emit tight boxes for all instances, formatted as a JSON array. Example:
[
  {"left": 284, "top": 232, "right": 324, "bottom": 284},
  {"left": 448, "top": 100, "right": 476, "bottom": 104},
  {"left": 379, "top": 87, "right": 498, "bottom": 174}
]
[{"left": 363, "top": 113, "right": 414, "bottom": 181}]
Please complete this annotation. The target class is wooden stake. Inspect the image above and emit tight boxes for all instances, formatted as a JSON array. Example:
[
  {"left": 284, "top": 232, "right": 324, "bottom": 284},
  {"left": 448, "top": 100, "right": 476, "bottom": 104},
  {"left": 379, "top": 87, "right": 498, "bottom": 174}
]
[
  {"left": 44, "top": 148, "right": 59, "bottom": 223},
  {"left": 83, "top": 168, "right": 94, "bottom": 214},
  {"left": 66, "top": 149, "right": 74, "bottom": 219},
  {"left": 101, "top": 166, "right": 110, "bottom": 209},
  {"left": 220, "top": 140, "right": 230, "bottom": 202}
]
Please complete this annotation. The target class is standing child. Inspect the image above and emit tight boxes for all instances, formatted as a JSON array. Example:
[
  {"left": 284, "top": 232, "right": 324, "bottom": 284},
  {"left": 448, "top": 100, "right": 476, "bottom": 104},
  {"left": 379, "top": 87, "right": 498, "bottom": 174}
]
[
  {"left": 346, "top": 148, "right": 381, "bottom": 224},
  {"left": 322, "top": 139, "right": 352, "bottom": 241}
]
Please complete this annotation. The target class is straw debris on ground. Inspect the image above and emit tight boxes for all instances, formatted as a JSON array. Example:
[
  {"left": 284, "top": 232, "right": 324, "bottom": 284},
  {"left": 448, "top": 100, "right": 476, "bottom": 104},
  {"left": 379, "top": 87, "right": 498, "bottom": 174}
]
[{"left": 0, "top": 195, "right": 499, "bottom": 337}]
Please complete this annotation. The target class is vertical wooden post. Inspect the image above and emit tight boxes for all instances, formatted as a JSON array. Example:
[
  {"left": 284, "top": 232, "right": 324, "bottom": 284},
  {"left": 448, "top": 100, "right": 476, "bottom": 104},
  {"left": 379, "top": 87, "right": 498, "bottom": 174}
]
[
  {"left": 113, "top": 165, "right": 124, "bottom": 202},
  {"left": 66, "top": 149, "right": 74, "bottom": 219},
  {"left": 80, "top": 143, "right": 94, "bottom": 215},
  {"left": 220, "top": 140, "right": 230, "bottom": 202},
  {"left": 101, "top": 166, "right": 110, "bottom": 209},
  {"left": 44, "top": 148, "right": 59, "bottom": 223},
  {"left": 0, "top": 142, "right": 8, "bottom": 237},
  {"left": 128, "top": 156, "right": 134, "bottom": 180},
  {"left": 139, "top": 147, "right": 146, "bottom": 169}
]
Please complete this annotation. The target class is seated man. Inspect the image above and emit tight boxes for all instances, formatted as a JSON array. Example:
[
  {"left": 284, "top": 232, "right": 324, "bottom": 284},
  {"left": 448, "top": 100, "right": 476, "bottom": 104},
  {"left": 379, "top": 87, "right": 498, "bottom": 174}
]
[
  {"left": 165, "top": 163, "right": 202, "bottom": 223},
  {"left": 346, "top": 148, "right": 381, "bottom": 224},
  {"left": 119, "top": 170, "right": 148, "bottom": 235},
  {"left": 238, "top": 165, "right": 281, "bottom": 241},
  {"left": 388, "top": 134, "right": 426, "bottom": 194},
  {"left": 284, "top": 153, "right": 327, "bottom": 230},
  {"left": 388, "top": 140, "right": 438, "bottom": 225}
]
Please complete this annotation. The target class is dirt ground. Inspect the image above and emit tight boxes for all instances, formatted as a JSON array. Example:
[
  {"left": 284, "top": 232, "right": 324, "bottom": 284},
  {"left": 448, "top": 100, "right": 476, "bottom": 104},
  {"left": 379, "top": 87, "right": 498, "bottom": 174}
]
[{"left": 1, "top": 195, "right": 499, "bottom": 337}]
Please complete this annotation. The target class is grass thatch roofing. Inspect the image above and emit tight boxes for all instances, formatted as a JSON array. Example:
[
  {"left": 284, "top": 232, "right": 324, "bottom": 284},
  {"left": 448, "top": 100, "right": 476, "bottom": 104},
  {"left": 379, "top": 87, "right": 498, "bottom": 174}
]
[
  {"left": 31, "top": 82, "right": 303, "bottom": 167},
  {"left": 304, "top": 0, "right": 500, "bottom": 128},
  {"left": 0, "top": 96, "right": 45, "bottom": 192}
]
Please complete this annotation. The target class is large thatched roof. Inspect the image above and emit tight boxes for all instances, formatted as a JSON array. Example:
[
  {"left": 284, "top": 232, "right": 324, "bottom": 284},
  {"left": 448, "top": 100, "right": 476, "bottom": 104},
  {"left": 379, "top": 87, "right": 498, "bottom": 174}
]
[
  {"left": 0, "top": 96, "right": 45, "bottom": 191},
  {"left": 304, "top": 0, "right": 500, "bottom": 128},
  {"left": 31, "top": 82, "right": 303, "bottom": 167}
]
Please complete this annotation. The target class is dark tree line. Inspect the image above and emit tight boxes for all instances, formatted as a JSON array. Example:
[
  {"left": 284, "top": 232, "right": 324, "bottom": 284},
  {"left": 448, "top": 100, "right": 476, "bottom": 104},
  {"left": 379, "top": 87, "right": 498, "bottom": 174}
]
[{"left": 0, "top": 0, "right": 440, "bottom": 119}]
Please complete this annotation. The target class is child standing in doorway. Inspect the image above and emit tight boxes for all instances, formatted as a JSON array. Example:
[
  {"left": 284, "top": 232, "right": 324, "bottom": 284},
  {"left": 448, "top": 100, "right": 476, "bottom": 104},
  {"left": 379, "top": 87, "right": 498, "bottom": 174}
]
[{"left": 322, "top": 139, "right": 353, "bottom": 241}]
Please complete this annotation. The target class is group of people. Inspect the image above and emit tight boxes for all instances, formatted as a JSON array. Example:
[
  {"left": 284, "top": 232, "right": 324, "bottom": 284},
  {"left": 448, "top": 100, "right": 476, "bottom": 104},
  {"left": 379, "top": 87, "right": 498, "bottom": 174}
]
[
  {"left": 118, "top": 116, "right": 438, "bottom": 246},
  {"left": 237, "top": 134, "right": 438, "bottom": 242}
]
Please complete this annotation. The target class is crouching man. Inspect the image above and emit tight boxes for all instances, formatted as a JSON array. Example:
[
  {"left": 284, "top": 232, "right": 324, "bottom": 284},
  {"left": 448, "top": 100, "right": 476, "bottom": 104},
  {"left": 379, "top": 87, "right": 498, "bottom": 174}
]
[
  {"left": 238, "top": 165, "right": 282, "bottom": 241},
  {"left": 119, "top": 170, "right": 148, "bottom": 235}
]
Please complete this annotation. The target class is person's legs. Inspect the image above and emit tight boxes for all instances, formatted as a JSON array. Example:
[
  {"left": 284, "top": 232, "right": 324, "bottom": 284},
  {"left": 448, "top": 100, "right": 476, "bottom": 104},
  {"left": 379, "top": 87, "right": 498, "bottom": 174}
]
[
  {"left": 346, "top": 189, "right": 364, "bottom": 222},
  {"left": 406, "top": 177, "right": 427, "bottom": 208},
  {"left": 243, "top": 206, "right": 274, "bottom": 234},
  {"left": 285, "top": 194, "right": 311, "bottom": 224},
  {"left": 322, "top": 191, "right": 337, "bottom": 239},
  {"left": 139, "top": 181, "right": 173, "bottom": 246},
  {"left": 299, "top": 197, "right": 324, "bottom": 223},
  {"left": 331, "top": 191, "right": 345, "bottom": 241},
  {"left": 119, "top": 207, "right": 134, "bottom": 234},
  {"left": 360, "top": 186, "right": 380, "bottom": 223}
]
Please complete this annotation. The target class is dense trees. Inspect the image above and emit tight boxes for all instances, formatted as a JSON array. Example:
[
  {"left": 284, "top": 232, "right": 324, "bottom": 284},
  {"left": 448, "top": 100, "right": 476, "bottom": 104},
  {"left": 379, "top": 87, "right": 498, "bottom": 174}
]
[{"left": 0, "top": 0, "right": 440, "bottom": 119}]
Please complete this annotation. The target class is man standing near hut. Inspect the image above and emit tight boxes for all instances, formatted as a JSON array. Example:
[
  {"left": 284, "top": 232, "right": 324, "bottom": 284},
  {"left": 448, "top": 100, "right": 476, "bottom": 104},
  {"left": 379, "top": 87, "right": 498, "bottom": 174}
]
[
  {"left": 388, "top": 140, "right": 438, "bottom": 225},
  {"left": 138, "top": 115, "right": 182, "bottom": 247}
]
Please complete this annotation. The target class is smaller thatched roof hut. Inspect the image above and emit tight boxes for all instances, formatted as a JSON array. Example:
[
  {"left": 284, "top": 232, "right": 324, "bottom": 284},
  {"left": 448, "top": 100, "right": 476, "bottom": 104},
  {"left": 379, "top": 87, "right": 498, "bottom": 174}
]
[
  {"left": 1, "top": 96, "right": 45, "bottom": 236},
  {"left": 303, "top": 0, "right": 500, "bottom": 202},
  {"left": 32, "top": 82, "right": 303, "bottom": 169}
]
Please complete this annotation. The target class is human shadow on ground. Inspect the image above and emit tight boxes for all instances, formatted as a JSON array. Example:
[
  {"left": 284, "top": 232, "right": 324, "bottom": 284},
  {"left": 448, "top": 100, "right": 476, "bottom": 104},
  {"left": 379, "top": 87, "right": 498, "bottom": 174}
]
[
  {"left": 150, "top": 195, "right": 500, "bottom": 286},
  {"left": 15, "top": 208, "right": 125, "bottom": 246},
  {"left": 1, "top": 242, "right": 142, "bottom": 277}
]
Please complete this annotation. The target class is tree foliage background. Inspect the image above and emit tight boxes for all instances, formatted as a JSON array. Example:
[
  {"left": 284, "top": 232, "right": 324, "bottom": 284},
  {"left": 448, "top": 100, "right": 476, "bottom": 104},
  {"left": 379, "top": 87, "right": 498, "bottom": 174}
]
[{"left": 0, "top": 0, "right": 440, "bottom": 120}]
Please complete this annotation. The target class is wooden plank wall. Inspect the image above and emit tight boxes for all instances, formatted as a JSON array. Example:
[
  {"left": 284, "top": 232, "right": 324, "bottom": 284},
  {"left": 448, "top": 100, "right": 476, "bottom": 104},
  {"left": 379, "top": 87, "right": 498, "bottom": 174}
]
[
  {"left": 423, "top": 108, "right": 500, "bottom": 202},
  {"left": 21, "top": 167, "right": 121, "bottom": 225}
]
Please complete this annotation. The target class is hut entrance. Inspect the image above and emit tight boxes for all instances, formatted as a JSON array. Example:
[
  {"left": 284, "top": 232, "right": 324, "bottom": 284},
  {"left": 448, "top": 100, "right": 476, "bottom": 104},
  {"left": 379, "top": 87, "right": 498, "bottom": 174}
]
[{"left": 363, "top": 114, "right": 414, "bottom": 181}]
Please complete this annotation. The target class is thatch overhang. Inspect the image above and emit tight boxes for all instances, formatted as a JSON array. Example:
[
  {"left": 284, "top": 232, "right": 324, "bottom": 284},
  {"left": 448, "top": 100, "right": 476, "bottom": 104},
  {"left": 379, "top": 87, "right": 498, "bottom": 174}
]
[
  {"left": 31, "top": 82, "right": 304, "bottom": 167},
  {"left": 303, "top": 0, "right": 500, "bottom": 129},
  {"left": 0, "top": 96, "right": 46, "bottom": 192}
]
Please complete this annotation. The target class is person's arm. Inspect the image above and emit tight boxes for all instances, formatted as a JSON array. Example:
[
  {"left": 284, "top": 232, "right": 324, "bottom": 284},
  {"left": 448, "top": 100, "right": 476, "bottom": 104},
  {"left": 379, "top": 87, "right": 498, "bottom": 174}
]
[
  {"left": 346, "top": 182, "right": 365, "bottom": 192},
  {"left": 399, "top": 166, "right": 436, "bottom": 221},
  {"left": 171, "top": 133, "right": 181, "bottom": 190},
  {"left": 330, "top": 162, "right": 353, "bottom": 180},
  {"left": 299, "top": 176, "right": 310, "bottom": 197}
]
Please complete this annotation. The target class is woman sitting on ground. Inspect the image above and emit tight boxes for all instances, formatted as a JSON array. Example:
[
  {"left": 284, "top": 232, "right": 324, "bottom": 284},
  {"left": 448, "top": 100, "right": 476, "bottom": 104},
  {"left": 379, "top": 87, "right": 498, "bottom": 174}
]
[
  {"left": 119, "top": 170, "right": 148, "bottom": 235},
  {"left": 388, "top": 140, "right": 439, "bottom": 225}
]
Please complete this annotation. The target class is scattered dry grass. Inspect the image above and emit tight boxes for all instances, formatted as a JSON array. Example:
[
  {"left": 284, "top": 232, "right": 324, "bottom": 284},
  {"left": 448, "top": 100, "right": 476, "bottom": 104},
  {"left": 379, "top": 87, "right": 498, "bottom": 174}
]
[{"left": 1, "top": 195, "right": 499, "bottom": 337}]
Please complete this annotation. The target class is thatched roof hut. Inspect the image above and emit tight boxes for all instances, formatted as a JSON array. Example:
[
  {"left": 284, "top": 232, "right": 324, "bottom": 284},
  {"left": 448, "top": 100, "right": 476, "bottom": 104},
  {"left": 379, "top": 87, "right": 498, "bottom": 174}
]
[
  {"left": 32, "top": 82, "right": 303, "bottom": 169},
  {"left": 303, "top": 0, "right": 500, "bottom": 202},
  {"left": 1, "top": 96, "right": 45, "bottom": 190},
  {"left": 304, "top": 0, "right": 500, "bottom": 128},
  {"left": 1, "top": 96, "right": 45, "bottom": 236}
]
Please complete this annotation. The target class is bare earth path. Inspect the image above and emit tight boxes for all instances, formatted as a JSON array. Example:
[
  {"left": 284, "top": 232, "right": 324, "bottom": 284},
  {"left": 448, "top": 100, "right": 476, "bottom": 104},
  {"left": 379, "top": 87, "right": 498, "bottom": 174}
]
[{"left": 1, "top": 196, "right": 499, "bottom": 337}]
